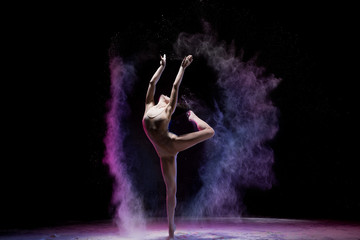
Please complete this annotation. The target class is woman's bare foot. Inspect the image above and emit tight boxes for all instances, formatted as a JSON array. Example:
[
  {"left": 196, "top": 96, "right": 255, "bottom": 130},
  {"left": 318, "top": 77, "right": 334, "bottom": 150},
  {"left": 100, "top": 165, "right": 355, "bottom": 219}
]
[
  {"left": 168, "top": 223, "right": 176, "bottom": 239},
  {"left": 187, "top": 110, "right": 194, "bottom": 120},
  {"left": 187, "top": 110, "right": 206, "bottom": 130}
]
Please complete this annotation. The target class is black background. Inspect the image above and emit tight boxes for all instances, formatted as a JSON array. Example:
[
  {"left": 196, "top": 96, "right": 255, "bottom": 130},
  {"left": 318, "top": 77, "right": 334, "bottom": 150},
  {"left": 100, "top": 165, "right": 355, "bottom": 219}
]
[{"left": 2, "top": 2, "right": 358, "bottom": 229}]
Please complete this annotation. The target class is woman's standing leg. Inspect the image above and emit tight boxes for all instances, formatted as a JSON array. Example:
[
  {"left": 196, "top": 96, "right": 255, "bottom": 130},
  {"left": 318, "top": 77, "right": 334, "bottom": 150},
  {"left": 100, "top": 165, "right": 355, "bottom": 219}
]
[{"left": 160, "top": 156, "right": 177, "bottom": 239}]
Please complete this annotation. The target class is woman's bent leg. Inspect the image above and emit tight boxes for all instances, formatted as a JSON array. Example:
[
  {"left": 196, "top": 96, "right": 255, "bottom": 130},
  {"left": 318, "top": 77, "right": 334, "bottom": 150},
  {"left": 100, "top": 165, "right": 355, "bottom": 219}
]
[
  {"left": 160, "top": 156, "right": 177, "bottom": 239},
  {"left": 173, "top": 110, "right": 215, "bottom": 152}
]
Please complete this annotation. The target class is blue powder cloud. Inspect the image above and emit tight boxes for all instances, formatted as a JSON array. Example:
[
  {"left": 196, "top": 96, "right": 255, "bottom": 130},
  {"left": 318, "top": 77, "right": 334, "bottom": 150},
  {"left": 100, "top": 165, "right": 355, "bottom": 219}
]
[{"left": 173, "top": 29, "right": 281, "bottom": 217}]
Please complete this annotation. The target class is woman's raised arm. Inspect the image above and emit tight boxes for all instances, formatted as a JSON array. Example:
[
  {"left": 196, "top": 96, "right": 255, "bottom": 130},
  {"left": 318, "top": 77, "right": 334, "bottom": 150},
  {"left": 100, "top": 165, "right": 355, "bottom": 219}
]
[
  {"left": 167, "top": 55, "right": 193, "bottom": 115},
  {"left": 145, "top": 54, "right": 166, "bottom": 112}
]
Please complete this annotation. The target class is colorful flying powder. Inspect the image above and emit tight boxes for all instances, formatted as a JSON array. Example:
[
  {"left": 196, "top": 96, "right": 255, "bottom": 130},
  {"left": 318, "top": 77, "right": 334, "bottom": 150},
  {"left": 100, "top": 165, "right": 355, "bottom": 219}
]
[
  {"left": 173, "top": 29, "right": 281, "bottom": 217},
  {"left": 103, "top": 24, "right": 281, "bottom": 224},
  {"left": 102, "top": 57, "right": 145, "bottom": 235}
]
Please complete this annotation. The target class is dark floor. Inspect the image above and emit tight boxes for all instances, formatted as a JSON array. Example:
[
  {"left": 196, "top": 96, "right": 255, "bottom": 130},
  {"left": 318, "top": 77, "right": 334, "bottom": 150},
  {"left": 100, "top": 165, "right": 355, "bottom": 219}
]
[{"left": 1, "top": 217, "right": 360, "bottom": 240}]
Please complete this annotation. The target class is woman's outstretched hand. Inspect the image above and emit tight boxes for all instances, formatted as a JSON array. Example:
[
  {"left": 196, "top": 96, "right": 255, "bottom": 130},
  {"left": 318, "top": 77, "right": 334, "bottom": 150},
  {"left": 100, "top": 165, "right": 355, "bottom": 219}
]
[
  {"left": 181, "top": 55, "right": 193, "bottom": 68},
  {"left": 160, "top": 54, "right": 166, "bottom": 67}
]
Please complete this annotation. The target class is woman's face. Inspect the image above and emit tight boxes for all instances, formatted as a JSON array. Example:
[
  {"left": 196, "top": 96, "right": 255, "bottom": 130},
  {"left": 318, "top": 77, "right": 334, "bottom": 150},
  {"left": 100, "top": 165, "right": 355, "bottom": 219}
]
[{"left": 159, "top": 94, "right": 170, "bottom": 105}]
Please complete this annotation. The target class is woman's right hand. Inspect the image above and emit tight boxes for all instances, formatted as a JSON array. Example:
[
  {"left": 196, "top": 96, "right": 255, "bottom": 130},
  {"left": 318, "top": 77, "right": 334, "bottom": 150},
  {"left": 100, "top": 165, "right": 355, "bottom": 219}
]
[{"left": 160, "top": 54, "right": 166, "bottom": 67}]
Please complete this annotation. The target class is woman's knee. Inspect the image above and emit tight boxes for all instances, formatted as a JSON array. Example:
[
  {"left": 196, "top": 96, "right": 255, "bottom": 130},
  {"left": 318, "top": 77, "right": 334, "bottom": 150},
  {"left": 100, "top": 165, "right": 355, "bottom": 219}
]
[
  {"left": 167, "top": 184, "right": 177, "bottom": 197},
  {"left": 207, "top": 127, "right": 215, "bottom": 138}
]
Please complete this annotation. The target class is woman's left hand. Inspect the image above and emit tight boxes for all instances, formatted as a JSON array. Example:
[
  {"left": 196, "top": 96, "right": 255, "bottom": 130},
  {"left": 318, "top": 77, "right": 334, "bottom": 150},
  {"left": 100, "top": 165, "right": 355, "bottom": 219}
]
[{"left": 181, "top": 55, "right": 193, "bottom": 68}]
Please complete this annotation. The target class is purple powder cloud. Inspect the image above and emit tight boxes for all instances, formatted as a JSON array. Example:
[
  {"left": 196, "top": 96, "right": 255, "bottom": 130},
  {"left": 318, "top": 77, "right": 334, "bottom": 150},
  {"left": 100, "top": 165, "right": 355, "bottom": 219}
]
[
  {"left": 173, "top": 28, "right": 281, "bottom": 217},
  {"left": 103, "top": 57, "right": 145, "bottom": 235}
]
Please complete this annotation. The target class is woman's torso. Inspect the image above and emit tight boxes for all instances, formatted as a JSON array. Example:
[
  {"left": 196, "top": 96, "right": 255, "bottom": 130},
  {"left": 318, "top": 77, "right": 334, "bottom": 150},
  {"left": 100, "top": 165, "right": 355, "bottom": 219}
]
[{"left": 143, "top": 105, "right": 177, "bottom": 156}]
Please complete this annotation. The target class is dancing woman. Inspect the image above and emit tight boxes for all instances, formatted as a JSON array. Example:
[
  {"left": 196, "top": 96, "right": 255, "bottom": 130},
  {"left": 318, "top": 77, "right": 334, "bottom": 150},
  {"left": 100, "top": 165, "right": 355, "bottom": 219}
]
[{"left": 142, "top": 54, "right": 215, "bottom": 239}]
